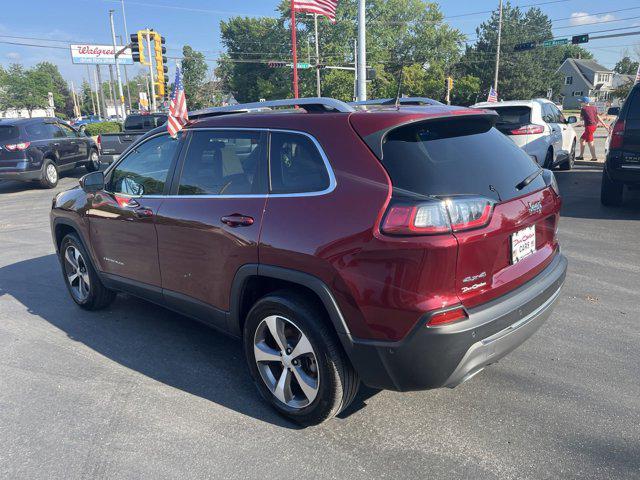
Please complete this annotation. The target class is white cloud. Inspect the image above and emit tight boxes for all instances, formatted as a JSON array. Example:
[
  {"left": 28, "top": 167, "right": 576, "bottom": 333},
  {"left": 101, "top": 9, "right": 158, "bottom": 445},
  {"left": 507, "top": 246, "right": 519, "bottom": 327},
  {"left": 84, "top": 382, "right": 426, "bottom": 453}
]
[
  {"left": 5, "top": 52, "right": 21, "bottom": 61},
  {"left": 569, "top": 12, "right": 615, "bottom": 26}
]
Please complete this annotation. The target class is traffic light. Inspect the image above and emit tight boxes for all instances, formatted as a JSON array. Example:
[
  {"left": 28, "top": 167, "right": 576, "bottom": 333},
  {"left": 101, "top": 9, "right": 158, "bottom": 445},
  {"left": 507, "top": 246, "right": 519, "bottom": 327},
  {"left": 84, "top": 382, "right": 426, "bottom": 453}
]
[
  {"left": 572, "top": 34, "right": 589, "bottom": 44},
  {"left": 153, "top": 35, "right": 168, "bottom": 100},
  {"left": 268, "top": 61, "right": 287, "bottom": 68},
  {"left": 446, "top": 76, "right": 453, "bottom": 91},
  {"left": 130, "top": 31, "right": 147, "bottom": 64},
  {"left": 514, "top": 41, "right": 536, "bottom": 52}
]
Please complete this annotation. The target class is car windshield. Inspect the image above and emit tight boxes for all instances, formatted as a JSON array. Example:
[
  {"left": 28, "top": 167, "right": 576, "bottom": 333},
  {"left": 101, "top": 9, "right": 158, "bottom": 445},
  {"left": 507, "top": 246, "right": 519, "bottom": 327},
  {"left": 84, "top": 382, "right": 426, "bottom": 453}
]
[
  {"left": 124, "top": 115, "right": 168, "bottom": 130},
  {"left": 0, "top": 125, "right": 19, "bottom": 142}
]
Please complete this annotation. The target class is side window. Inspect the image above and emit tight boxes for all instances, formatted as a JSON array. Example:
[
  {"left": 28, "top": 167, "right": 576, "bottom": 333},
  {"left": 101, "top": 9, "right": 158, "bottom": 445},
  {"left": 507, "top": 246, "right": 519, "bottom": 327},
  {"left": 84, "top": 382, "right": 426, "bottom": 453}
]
[
  {"left": 25, "top": 122, "right": 49, "bottom": 140},
  {"left": 177, "top": 130, "right": 265, "bottom": 195},
  {"left": 269, "top": 132, "right": 330, "bottom": 194},
  {"left": 50, "top": 125, "right": 66, "bottom": 138},
  {"left": 542, "top": 104, "right": 555, "bottom": 124},
  {"left": 552, "top": 105, "right": 565, "bottom": 123},
  {"left": 58, "top": 123, "right": 77, "bottom": 138},
  {"left": 108, "top": 134, "right": 179, "bottom": 196}
]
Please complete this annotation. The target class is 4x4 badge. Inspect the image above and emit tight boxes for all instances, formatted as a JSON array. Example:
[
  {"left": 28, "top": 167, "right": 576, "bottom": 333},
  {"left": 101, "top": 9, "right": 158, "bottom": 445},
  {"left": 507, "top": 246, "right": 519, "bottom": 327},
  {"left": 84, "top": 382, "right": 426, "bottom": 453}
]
[{"left": 527, "top": 201, "right": 542, "bottom": 215}]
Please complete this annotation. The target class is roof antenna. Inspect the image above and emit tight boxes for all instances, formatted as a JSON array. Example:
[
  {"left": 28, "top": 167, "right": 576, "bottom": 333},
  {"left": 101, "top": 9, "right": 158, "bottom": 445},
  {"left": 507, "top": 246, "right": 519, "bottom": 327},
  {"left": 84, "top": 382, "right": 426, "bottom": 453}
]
[{"left": 394, "top": 65, "right": 404, "bottom": 110}]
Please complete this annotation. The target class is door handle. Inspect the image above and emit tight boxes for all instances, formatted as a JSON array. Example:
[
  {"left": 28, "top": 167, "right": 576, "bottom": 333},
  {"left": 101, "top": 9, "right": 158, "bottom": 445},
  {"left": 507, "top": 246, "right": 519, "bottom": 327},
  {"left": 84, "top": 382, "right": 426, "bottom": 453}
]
[{"left": 221, "top": 214, "right": 254, "bottom": 227}]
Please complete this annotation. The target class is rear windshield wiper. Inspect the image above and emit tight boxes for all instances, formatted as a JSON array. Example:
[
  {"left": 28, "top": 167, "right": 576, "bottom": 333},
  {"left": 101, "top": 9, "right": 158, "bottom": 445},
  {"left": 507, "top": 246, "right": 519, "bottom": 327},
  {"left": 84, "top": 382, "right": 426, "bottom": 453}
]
[{"left": 515, "top": 168, "right": 542, "bottom": 191}]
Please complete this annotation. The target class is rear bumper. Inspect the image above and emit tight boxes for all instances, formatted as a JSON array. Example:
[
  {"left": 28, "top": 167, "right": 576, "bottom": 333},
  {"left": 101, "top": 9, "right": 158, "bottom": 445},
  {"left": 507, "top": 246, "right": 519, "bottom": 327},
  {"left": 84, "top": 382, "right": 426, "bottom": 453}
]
[
  {"left": 98, "top": 154, "right": 119, "bottom": 164},
  {"left": 0, "top": 164, "right": 42, "bottom": 181},
  {"left": 347, "top": 252, "right": 567, "bottom": 391},
  {"left": 606, "top": 164, "right": 640, "bottom": 185}
]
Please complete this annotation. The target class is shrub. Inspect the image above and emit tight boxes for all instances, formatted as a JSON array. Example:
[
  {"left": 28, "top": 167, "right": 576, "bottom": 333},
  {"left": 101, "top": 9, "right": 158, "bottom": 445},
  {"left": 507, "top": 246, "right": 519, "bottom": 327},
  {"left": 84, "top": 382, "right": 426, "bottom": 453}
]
[{"left": 84, "top": 121, "right": 122, "bottom": 136}]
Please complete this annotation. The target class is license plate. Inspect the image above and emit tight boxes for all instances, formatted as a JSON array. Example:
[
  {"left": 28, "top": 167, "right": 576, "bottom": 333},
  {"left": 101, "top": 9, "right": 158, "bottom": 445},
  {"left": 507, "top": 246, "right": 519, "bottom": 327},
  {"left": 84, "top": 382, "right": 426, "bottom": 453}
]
[{"left": 511, "top": 225, "right": 536, "bottom": 264}]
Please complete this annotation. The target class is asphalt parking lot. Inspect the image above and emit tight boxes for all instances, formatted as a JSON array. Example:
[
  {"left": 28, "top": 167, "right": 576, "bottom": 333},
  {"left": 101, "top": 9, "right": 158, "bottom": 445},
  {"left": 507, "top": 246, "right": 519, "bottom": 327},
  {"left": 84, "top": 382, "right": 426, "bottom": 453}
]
[{"left": 1, "top": 158, "right": 639, "bottom": 479}]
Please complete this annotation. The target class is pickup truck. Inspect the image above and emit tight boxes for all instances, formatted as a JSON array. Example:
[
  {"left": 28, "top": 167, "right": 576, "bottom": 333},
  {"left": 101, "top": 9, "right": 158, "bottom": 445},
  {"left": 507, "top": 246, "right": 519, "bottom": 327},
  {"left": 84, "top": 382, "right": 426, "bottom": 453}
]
[{"left": 97, "top": 113, "right": 167, "bottom": 164}]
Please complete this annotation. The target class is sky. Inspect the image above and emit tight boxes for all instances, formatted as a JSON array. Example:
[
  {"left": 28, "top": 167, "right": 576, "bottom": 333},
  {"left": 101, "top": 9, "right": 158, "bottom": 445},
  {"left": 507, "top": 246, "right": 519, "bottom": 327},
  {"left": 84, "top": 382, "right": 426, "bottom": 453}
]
[{"left": 0, "top": 0, "right": 639, "bottom": 89}]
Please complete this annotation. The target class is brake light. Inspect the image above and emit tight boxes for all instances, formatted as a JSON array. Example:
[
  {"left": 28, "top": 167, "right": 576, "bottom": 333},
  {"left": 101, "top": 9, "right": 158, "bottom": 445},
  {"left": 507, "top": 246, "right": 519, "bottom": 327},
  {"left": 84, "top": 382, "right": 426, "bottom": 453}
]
[
  {"left": 427, "top": 307, "right": 468, "bottom": 326},
  {"left": 381, "top": 196, "right": 494, "bottom": 235},
  {"left": 609, "top": 119, "right": 625, "bottom": 150},
  {"left": 4, "top": 141, "right": 30, "bottom": 151},
  {"left": 510, "top": 124, "right": 544, "bottom": 135},
  {"left": 97, "top": 134, "right": 101, "bottom": 152}
]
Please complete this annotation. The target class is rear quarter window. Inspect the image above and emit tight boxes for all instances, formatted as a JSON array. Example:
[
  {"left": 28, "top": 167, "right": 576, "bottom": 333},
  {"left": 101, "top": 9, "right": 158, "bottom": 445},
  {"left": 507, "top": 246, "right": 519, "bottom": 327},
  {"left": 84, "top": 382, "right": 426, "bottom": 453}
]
[
  {"left": 0, "top": 126, "right": 19, "bottom": 142},
  {"left": 381, "top": 117, "right": 545, "bottom": 202}
]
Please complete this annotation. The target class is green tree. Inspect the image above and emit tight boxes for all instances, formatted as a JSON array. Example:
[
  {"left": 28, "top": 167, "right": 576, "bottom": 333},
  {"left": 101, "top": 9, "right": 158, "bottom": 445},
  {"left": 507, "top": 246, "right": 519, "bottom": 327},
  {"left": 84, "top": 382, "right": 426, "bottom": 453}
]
[
  {"left": 32, "top": 62, "right": 74, "bottom": 116},
  {"left": 614, "top": 56, "right": 639, "bottom": 75},
  {"left": 458, "top": 3, "right": 591, "bottom": 101},
  {"left": 182, "top": 45, "right": 209, "bottom": 109}
]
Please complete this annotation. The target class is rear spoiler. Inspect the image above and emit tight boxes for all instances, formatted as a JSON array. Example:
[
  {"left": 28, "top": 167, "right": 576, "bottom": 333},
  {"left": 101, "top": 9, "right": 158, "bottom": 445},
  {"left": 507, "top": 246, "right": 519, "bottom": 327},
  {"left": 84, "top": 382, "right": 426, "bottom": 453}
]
[{"left": 355, "top": 111, "right": 499, "bottom": 160}]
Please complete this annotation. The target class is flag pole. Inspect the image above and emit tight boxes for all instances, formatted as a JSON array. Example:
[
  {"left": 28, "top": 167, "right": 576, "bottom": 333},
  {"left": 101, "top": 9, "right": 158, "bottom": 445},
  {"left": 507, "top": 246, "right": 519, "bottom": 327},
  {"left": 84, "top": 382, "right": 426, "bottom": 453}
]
[{"left": 291, "top": 0, "right": 299, "bottom": 98}]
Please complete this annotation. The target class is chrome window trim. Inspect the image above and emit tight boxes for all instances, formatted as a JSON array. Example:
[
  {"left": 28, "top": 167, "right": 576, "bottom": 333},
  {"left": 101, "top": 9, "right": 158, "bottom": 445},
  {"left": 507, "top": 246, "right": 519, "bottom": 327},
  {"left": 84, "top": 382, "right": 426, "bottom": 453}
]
[{"left": 146, "top": 127, "right": 337, "bottom": 199}]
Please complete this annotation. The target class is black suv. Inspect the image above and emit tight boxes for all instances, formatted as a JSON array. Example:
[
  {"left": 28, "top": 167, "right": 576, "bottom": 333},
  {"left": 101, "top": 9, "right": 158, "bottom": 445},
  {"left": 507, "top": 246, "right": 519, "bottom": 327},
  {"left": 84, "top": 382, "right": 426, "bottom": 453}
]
[
  {"left": 0, "top": 117, "right": 98, "bottom": 189},
  {"left": 601, "top": 83, "right": 640, "bottom": 206}
]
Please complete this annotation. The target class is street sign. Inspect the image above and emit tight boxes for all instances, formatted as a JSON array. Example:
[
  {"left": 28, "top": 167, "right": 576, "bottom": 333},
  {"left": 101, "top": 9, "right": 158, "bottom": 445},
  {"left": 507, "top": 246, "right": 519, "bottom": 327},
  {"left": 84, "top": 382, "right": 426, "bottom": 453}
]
[
  {"left": 542, "top": 38, "right": 568, "bottom": 48},
  {"left": 70, "top": 44, "right": 133, "bottom": 65}
]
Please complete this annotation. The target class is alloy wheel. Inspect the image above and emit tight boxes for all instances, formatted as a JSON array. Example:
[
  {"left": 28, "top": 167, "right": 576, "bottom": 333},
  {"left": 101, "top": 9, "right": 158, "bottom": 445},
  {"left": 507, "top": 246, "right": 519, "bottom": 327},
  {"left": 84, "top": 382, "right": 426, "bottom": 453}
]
[
  {"left": 253, "top": 315, "right": 320, "bottom": 409},
  {"left": 64, "top": 245, "right": 90, "bottom": 301},
  {"left": 46, "top": 164, "right": 58, "bottom": 184},
  {"left": 90, "top": 151, "right": 100, "bottom": 169}
]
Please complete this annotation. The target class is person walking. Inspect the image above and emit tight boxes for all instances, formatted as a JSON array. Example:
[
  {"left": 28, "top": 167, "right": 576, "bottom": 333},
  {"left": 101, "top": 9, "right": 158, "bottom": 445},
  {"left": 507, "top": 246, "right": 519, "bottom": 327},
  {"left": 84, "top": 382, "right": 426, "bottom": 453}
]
[{"left": 576, "top": 96, "right": 610, "bottom": 161}]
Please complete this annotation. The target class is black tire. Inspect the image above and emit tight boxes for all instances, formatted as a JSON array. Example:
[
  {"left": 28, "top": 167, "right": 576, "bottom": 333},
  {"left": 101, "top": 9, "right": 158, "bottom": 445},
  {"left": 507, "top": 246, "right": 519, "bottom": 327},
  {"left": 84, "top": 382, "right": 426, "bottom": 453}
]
[
  {"left": 600, "top": 169, "right": 623, "bottom": 206},
  {"left": 543, "top": 148, "right": 554, "bottom": 169},
  {"left": 85, "top": 148, "right": 100, "bottom": 173},
  {"left": 39, "top": 159, "right": 59, "bottom": 189},
  {"left": 243, "top": 291, "right": 359, "bottom": 426},
  {"left": 59, "top": 233, "right": 116, "bottom": 310},
  {"left": 559, "top": 140, "right": 575, "bottom": 171}
]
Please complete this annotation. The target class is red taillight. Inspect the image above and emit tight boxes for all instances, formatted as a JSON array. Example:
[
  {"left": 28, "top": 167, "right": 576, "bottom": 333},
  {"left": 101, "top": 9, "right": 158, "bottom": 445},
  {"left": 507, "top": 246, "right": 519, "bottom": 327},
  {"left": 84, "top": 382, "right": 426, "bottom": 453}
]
[
  {"left": 5, "top": 141, "right": 30, "bottom": 151},
  {"left": 609, "top": 119, "right": 625, "bottom": 149},
  {"left": 510, "top": 124, "right": 544, "bottom": 135},
  {"left": 381, "top": 197, "right": 494, "bottom": 236},
  {"left": 427, "top": 307, "right": 468, "bottom": 326},
  {"left": 97, "top": 134, "right": 101, "bottom": 152}
]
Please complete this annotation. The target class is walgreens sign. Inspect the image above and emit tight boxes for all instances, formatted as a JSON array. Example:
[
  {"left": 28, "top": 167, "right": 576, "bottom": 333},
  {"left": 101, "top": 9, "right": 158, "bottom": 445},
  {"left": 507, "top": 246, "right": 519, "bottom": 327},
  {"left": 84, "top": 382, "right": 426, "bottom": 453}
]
[{"left": 70, "top": 44, "right": 133, "bottom": 65}]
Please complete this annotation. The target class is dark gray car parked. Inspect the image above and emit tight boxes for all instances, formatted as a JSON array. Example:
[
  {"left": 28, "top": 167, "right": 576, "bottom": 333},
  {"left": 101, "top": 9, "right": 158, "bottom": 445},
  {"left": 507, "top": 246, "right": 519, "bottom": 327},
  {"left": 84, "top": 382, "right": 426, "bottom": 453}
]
[{"left": 0, "top": 117, "right": 98, "bottom": 189}]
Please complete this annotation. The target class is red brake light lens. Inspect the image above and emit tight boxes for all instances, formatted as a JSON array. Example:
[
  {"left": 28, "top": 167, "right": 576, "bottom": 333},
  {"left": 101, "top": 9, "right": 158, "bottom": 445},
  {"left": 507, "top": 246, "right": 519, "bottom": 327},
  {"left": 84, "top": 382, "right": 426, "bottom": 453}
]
[
  {"left": 97, "top": 134, "right": 102, "bottom": 151},
  {"left": 5, "top": 141, "right": 30, "bottom": 151},
  {"left": 382, "top": 197, "right": 494, "bottom": 236},
  {"left": 609, "top": 119, "right": 625, "bottom": 150},
  {"left": 427, "top": 307, "right": 468, "bottom": 326},
  {"left": 510, "top": 124, "right": 544, "bottom": 135}
]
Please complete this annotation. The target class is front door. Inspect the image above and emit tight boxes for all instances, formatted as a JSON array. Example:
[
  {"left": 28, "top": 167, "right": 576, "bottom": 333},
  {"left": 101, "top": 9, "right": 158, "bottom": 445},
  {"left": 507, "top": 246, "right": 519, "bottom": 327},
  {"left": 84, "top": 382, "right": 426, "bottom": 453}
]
[
  {"left": 57, "top": 122, "right": 86, "bottom": 164},
  {"left": 88, "top": 133, "right": 182, "bottom": 289},
  {"left": 155, "top": 129, "right": 268, "bottom": 327}
]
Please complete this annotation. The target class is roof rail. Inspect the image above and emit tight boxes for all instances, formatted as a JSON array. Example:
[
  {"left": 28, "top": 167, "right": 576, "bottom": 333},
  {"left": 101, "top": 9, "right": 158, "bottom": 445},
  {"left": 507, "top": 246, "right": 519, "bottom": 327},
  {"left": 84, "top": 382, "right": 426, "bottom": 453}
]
[
  {"left": 350, "top": 97, "right": 444, "bottom": 107},
  {"left": 189, "top": 97, "right": 355, "bottom": 120}
]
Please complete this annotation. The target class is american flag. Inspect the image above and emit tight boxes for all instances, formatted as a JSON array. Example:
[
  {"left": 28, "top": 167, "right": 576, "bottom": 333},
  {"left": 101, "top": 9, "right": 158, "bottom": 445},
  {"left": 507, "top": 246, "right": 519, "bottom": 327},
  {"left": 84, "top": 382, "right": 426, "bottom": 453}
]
[
  {"left": 487, "top": 86, "right": 498, "bottom": 103},
  {"left": 293, "top": 0, "right": 339, "bottom": 23},
  {"left": 167, "top": 66, "right": 188, "bottom": 137}
]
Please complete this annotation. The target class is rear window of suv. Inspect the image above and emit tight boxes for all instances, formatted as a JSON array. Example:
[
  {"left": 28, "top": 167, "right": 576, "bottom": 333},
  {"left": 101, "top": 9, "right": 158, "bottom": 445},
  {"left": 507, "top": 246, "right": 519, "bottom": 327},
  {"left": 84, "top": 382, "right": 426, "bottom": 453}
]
[
  {"left": 124, "top": 115, "right": 168, "bottom": 130},
  {"left": 380, "top": 117, "right": 545, "bottom": 202},
  {"left": 0, "top": 126, "right": 19, "bottom": 142},
  {"left": 486, "top": 106, "right": 531, "bottom": 126}
]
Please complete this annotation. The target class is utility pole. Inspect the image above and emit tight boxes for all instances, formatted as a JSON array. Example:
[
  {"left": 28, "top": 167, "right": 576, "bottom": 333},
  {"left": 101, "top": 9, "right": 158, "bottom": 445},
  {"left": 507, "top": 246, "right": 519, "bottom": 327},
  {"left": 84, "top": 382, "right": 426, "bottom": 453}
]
[
  {"left": 109, "top": 10, "right": 125, "bottom": 120},
  {"left": 145, "top": 30, "right": 157, "bottom": 112},
  {"left": 356, "top": 0, "right": 367, "bottom": 101},
  {"left": 119, "top": 1, "right": 133, "bottom": 112},
  {"left": 86, "top": 65, "right": 96, "bottom": 115},
  {"left": 95, "top": 65, "right": 107, "bottom": 118},
  {"left": 493, "top": 0, "right": 503, "bottom": 93},
  {"left": 108, "top": 64, "right": 118, "bottom": 117},
  {"left": 314, "top": 13, "right": 321, "bottom": 97},
  {"left": 118, "top": 35, "right": 132, "bottom": 111},
  {"left": 353, "top": 39, "right": 358, "bottom": 101}
]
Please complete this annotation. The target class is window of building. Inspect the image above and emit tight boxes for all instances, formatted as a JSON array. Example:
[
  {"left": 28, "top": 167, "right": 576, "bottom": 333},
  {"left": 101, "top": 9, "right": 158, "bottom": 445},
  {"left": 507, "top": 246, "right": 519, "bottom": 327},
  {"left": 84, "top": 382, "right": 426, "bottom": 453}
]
[{"left": 565, "top": 76, "right": 573, "bottom": 85}]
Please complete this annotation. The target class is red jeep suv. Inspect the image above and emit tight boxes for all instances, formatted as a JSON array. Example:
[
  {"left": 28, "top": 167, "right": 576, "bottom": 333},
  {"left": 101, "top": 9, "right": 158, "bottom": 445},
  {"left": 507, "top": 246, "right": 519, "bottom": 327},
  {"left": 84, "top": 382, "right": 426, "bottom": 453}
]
[{"left": 50, "top": 98, "right": 567, "bottom": 425}]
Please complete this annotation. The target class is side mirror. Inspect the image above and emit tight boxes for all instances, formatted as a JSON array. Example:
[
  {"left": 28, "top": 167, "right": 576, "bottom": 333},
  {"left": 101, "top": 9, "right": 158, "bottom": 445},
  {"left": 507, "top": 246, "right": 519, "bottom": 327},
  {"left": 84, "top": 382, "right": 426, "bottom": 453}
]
[
  {"left": 80, "top": 171, "right": 104, "bottom": 193},
  {"left": 566, "top": 116, "right": 577, "bottom": 124}
]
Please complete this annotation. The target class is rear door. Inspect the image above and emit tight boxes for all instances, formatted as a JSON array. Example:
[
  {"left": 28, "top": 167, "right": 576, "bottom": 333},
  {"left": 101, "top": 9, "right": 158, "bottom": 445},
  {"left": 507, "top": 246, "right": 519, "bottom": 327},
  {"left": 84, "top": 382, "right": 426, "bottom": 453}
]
[
  {"left": 88, "top": 133, "right": 182, "bottom": 289},
  {"left": 377, "top": 116, "right": 560, "bottom": 309},
  {"left": 155, "top": 129, "right": 268, "bottom": 327},
  {"left": 58, "top": 122, "right": 87, "bottom": 162},
  {"left": 49, "top": 123, "right": 76, "bottom": 166}
]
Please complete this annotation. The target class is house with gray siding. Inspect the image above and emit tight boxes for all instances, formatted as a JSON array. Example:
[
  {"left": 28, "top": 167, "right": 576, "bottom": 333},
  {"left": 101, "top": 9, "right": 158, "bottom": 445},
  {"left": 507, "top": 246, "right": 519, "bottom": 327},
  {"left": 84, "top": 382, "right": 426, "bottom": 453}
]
[{"left": 558, "top": 58, "right": 614, "bottom": 109}]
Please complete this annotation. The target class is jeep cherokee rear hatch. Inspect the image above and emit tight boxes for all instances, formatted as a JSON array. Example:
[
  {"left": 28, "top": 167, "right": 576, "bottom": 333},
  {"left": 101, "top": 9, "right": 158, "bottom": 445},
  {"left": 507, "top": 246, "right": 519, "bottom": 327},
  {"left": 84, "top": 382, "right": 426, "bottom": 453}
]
[{"left": 351, "top": 109, "right": 561, "bottom": 309}]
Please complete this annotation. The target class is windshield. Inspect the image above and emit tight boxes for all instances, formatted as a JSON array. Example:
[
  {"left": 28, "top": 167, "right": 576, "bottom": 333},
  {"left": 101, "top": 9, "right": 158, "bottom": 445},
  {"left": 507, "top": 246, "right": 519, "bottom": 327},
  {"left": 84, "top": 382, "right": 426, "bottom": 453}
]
[
  {"left": 381, "top": 117, "right": 545, "bottom": 202},
  {"left": 124, "top": 115, "right": 168, "bottom": 130}
]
